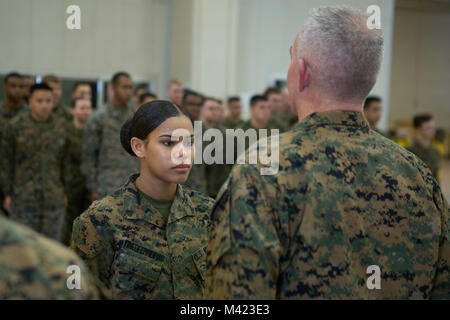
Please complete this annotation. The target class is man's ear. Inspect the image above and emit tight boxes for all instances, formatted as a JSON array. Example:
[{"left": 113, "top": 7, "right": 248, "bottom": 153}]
[{"left": 298, "top": 58, "right": 311, "bottom": 92}]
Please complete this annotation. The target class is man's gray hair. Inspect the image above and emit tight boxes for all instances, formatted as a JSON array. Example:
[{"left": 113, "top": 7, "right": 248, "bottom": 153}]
[{"left": 297, "top": 6, "right": 383, "bottom": 103}]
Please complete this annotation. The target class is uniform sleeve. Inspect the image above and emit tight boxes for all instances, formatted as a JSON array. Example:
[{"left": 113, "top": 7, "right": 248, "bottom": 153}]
[
  {"left": 430, "top": 187, "right": 450, "bottom": 299},
  {"left": 71, "top": 206, "right": 114, "bottom": 297},
  {"left": 81, "top": 115, "right": 101, "bottom": 193},
  {"left": 205, "top": 163, "right": 283, "bottom": 299},
  {"left": 0, "top": 123, "right": 15, "bottom": 197}
]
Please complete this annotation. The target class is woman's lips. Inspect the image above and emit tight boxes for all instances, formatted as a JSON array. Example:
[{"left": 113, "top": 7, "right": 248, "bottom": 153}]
[{"left": 172, "top": 164, "right": 191, "bottom": 173}]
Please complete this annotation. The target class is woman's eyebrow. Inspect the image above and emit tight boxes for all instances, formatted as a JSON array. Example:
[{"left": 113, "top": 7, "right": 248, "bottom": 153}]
[{"left": 159, "top": 134, "right": 172, "bottom": 138}]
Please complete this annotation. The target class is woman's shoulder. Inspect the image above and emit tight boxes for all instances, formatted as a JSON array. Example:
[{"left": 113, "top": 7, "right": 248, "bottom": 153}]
[
  {"left": 78, "top": 192, "right": 125, "bottom": 225},
  {"left": 183, "top": 186, "right": 215, "bottom": 213}
]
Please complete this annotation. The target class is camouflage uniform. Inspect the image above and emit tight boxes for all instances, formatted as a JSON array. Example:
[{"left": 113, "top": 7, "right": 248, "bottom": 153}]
[
  {"left": 0, "top": 102, "right": 28, "bottom": 121},
  {"left": 205, "top": 125, "right": 233, "bottom": 199},
  {"left": 81, "top": 104, "right": 139, "bottom": 198},
  {"left": 0, "top": 111, "right": 67, "bottom": 240},
  {"left": 61, "top": 123, "right": 91, "bottom": 246},
  {"left": 206, "top": 111, "right": 449, "bottom": 299},
  {"left": 184, "top": 122, "right": 208, "bottom": 195},
  {"left": 0, "top": 214, "right": 99, "bottom": 299},
  {"left": 407, "top": 140, "right": 442, "bottom": 181},
  {"left": 223, "top": 117, "right": 245, "bottom": 130},
  {"left": 72, "top": 174, "right": 214, "bottom": 300},
  {"left": 268, "top": 110, "right": 297, "bottom": 133},
  {"left": 0, "top": 103, "right": 29, "bottom": 217},
  {"left": 53, "top": 103, "right": 73, "bottom": 123}
]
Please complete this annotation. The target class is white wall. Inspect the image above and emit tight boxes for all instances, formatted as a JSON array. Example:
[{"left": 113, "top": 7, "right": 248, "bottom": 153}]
[
  {"left": 0, "top": 0, "right": 169, "bottom": 96},
  {"left": 170, "top": 0, "right": 395, "bottom": 124},
  {"left": 389, "top": 5, "right": 450, "bottom": 130},
  {"left": 235, "top": 0, "right": 395, "bottom": 125}
]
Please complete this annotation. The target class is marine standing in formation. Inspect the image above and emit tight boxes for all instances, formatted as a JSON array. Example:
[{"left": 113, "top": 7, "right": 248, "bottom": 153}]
[
  {"left": 72, "top": 101, "right": 214, "bottom": 299},
  {"left": 407, "top": 114, "right": 442, "bottom": 182},
  {"left": 1, "top": 83, "right": 68, "bottom": 240},
  {"left": 42, "top": 74, "right": 73, "bottom": 124},
  {"left": 0, "top": 73, "right": 29, "bottom": 217},
  {"left": 206, "top": 7, "right": 449, "bottom": 299},
  {"left": 181, "top": 89, "right": 209, "bottom": 195},
  {"left": 81, "top": 72, "right": 139, "bottom": 201},
  {"left": 200, "top": 97, "right": 231, "bottom": 198},
  {"left": 61, "top": 97, "right": 93, "bottom": 246},
  {"left": 222, "top": 97, "right": 244, "bottom": 130}
]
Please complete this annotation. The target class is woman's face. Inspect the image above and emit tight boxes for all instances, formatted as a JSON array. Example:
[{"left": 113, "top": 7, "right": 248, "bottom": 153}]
[{"left": 132, "top": 115, "right": 195, "bottom": 184}]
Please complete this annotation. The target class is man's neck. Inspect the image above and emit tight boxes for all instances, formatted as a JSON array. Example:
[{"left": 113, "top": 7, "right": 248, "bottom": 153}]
[
  {"left": 228, "top": 115, "right": 241, "bottom": 123},
  {"left": 111, "top": 100, "right": 127, "bottom": 108},
  {"left": 73, "top": 118, "right": 86, "bottom": 129},
  {"left": 415, "top": 135, "right": 432, "bottom": 149},
  {"left": 295, "top": 97, "right": 363, "bottom": 122},
  {"left": 250, "top": 118, "right": 266, "bottom": 129},
  {"left": 31, "top": 112, "right": 49, "bottom": 122},
  {"left": 369, "top": 122, "right": 377, "bottom": 130},
  {"left": 203, "top": 119, "right": 216, "bottom": 129}
]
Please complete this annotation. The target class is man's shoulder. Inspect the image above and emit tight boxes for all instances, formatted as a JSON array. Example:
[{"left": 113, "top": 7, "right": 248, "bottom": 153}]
[
  {"left": 88, "top": 106, "right": 109, "bottom": 124},
  {"left": 83, "top": 192, "right": 124, "bottom": 219},
  {"left": 8, "top": 110, "right": 29, "bottom": 128}
]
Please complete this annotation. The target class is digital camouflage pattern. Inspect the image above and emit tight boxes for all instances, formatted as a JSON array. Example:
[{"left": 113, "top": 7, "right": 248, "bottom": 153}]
[
  {"left": 52, "top": 103, "right": 73, "bottom": 124},
  {"left": 0, "top": 103, "right": 29, "bottom": 216},
  {"left": 0, "top": 111, "right": 68, "bottom": 240},
  {"left": 184, "top": 163, "right": 208, "bottom": 195},
  {"left": 72, "top": 174, "right": 214, "bottom": 300},
  {"left": 206, "top": 111, "right": 449, "bottom": 299},
  {"left": 205, "top": 124, "right": 233, "bottom": 199},
  {"left": 184, "top": 122, "right": 208, "bottom": 195},
  {"left": 81, "top": 104, "right": 139, "bottom": 198},
  {"left": 0, "top": 214, "right": 99, "bottom": 299},
  {"left": 0, "top": 102, "right": 28, "bottom": 122},
  {"left": 407, "top": 140, "right": 442, "bottom": 181},
  {"left": 223, "top": 117, "right": 245, "bottom": 130},
  {"left": 61, "top": 123, "right": 91, "bottom": 245},
  {"left": 268, "top": 110, "right": 298, "bottom": 133}
]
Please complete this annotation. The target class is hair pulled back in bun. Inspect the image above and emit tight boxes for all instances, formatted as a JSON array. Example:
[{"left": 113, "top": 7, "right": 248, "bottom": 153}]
[{"left": 120, "top": 100, "right": 188, "bottom": 157}]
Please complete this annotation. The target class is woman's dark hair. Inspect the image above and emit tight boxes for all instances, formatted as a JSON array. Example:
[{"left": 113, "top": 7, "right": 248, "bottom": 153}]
[{"left": 120, "top": 100, "right": 189, "bottom": 157}]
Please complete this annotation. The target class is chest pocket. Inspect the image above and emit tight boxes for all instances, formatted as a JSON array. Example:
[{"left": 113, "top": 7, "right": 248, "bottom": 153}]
[
  {"left": 111, "top": 242, "right": 164, "bottom": 300},
  {"left": 179, "top": 246, "right": 207, "bottom": 292},
  {"left": 191, "top": 246, "right": 207, "bottom": 281}
]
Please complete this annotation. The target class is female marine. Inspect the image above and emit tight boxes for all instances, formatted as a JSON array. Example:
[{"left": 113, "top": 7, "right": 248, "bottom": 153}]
[{"left": 72, "top": 101, "right": 214, "bottom": 299}]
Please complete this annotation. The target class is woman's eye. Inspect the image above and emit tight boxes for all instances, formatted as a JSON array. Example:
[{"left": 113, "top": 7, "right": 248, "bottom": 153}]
[{"left": 162, "top": 141, "right": 172, "bottom": 147}]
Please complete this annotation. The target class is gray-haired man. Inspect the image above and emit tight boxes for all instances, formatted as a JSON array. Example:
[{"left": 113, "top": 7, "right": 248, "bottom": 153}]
[{"left": 206, "top": 6, "right": 449, "bottom": 299}]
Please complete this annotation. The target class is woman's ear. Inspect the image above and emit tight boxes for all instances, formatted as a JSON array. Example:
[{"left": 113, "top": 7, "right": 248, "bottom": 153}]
[{"left": 130, "top": 137, "right": 146, "bottom": 158}]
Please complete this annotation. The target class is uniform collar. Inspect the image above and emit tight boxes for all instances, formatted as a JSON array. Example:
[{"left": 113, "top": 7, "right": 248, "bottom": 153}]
[
  {"left": 292, "top": 110, "right": 370, "bottom": 131},
  {"left": 122, "top": 174, "right": 196, "bottom": 228}
]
